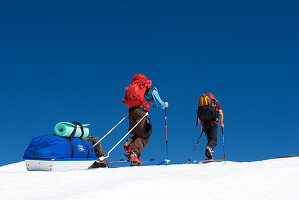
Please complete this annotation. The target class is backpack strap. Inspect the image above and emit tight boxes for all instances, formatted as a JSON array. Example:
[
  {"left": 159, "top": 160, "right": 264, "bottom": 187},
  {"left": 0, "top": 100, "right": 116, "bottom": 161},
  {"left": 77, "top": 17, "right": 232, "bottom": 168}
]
[
  {"left": 196, "top": 108, "right": 199, "bottom": 127},
  {"left": 215, "top": 104, "right": 220, "bottom": 122},
  {"left": 70, "top": 121, "right": 84, "bottom": 140}
]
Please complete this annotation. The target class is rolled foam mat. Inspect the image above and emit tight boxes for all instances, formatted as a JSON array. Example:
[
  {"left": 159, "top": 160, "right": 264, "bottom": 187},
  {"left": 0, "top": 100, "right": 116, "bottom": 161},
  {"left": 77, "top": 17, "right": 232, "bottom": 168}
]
[{"left": 54, "top": 122, "right": 90, "bottom": 138}]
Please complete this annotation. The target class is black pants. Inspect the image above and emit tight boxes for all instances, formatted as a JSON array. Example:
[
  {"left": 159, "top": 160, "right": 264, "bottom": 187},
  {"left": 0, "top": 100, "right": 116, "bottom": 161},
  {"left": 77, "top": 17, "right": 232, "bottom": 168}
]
[{"left": 203, "top": 124, "right": 218, "bottom": 149}]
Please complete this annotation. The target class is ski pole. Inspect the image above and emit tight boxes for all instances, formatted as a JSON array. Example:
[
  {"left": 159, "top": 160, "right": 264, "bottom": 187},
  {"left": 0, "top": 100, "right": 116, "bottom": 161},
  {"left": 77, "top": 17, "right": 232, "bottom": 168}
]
[
  {"left": 221, "top": 127, "right": 226, "bottom": 164},
  {"left": 93, "top": 114, "right": 128, "bottom": 148},
  {"left": 187, "top": 130, "right": 204, "bottom": 162},
  {"left": 99, "top": 112, "right": 149, "bottom": 161},
  {"left": 165, "top": 107, "right": 170, "bottom": 164}
]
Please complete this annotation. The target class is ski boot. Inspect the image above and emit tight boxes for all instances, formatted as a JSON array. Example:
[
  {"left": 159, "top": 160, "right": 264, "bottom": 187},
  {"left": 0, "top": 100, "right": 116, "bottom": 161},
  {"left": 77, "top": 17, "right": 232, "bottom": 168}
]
[
  {"left": 129, "top": 151, "right": 142, "bottom": 166},
  {"left": 205, "top": 146, "right": 214, "bottom": 160},
  {"left": 123, "top": 142, "right": 132, "bottom": 160}
]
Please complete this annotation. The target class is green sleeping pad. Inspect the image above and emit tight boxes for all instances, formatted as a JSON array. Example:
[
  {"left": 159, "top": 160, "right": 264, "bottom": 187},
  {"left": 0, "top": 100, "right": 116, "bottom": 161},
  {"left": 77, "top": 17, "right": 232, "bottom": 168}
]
[{"left": 54, "top": 122, "right": 90, "bottom": 138}]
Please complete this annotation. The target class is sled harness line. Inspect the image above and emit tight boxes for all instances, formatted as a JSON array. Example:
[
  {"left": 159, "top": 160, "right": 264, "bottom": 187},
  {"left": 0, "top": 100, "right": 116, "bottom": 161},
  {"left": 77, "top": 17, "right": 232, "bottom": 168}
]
[
  {"left": 93, "top": 114, "right": 128, "bottom": 148},
  {"left": 99, "top": 112, "right": 149, "bottom": 161}
]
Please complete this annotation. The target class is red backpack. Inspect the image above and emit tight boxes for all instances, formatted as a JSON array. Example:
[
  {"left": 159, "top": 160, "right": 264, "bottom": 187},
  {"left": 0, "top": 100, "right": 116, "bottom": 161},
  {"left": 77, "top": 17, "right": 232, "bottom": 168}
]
[{"left": 122, "top": 74, "right": 152, "bottom": 111}]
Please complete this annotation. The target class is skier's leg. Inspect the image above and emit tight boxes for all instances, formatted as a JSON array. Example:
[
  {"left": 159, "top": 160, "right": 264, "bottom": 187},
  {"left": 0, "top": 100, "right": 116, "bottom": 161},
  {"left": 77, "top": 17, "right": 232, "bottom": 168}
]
[
  {"left": 203, "top": 124, "right": 214, "bottom": 159},
  {"left": 125, "top": 108, "right": 146, "bottom": 159},
  {"left": 124, "top": 136, "right": 137, "bottom": 158},
  {"left": 208, "top": 124, "right": 218, "bottom": 149},
  {"left": 131, "top": 136, "right": 150, "bottom": 157},
  {"left": 128, "top": 109, "right": 146, "bottom": 138},
  {"left": 203, "top": 124, "right": 211, "bottom": 147}
]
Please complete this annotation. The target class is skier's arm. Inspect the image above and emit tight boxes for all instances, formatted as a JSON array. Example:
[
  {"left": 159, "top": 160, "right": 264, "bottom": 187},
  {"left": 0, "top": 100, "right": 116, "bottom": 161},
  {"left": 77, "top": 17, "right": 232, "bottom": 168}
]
[
  {"left": 152, "top": 88, "right": 167, "bottom": 109},
  {"left": 219, "top": 109, "right": 224, "bottom": 128}
]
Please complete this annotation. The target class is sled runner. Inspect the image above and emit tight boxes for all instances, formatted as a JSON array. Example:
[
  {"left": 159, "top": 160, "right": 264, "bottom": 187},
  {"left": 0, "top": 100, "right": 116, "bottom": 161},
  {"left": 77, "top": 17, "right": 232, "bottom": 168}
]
[{"left": 25, "top": 159, "right": 96, "bottom": 171}]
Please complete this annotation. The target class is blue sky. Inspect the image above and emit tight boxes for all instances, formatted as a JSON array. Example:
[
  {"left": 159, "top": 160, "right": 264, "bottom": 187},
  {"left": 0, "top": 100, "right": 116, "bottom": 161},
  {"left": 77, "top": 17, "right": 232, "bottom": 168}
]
[{"left": 0, "top": 0, "right": 298, "bottom": 166}]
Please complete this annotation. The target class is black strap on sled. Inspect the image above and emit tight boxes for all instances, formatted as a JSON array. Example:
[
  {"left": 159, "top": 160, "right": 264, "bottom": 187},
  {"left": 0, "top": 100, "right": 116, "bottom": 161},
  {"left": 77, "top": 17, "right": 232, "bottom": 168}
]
[
  {"left": 80, "top": 138, "right": 90, "bottom": 158},
  {"left": 66, "top": 138, "right": 74, "bottom": 158},
  {"left": 70, "top": 121, "right": 84, "bottom": 140},
  {"left": 33, "top": 135, "right": 47, "bottom": 157}
]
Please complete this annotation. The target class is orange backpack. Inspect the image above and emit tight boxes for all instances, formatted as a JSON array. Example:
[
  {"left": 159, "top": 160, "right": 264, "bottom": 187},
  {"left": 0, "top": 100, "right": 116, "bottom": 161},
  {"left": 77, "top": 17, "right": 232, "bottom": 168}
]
[
  {"left": 196, "top": 93, "right": 219, "bottom": 125},
  {"left": 198, "top": 93, "right": 217, "bottom": 107}
]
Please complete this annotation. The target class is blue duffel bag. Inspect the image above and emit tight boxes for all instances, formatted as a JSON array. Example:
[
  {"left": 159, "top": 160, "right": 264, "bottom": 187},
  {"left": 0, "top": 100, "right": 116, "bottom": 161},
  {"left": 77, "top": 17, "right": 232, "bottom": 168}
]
[{"left": 23, "top": 134, "right": 97, "bottom": 161}]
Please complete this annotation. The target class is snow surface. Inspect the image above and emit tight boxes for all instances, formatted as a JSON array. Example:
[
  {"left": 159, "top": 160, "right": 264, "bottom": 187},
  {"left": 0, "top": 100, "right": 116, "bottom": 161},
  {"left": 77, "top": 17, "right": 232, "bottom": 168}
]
[{"left": 0, "top": 158, "right": 298, "bottom": 200}]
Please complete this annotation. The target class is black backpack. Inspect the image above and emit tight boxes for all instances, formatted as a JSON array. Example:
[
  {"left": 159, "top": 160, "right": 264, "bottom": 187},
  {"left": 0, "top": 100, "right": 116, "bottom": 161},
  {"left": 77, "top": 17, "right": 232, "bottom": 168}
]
[{"left": 196, "top": 93, "right": 218, "bottom": 125}]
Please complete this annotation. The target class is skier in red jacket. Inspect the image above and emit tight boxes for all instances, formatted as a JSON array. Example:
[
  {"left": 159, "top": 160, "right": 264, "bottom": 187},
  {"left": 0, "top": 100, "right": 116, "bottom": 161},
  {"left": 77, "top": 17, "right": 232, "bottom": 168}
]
[{"left": 122, "top": 74, "right": 168, "bottom": 166}]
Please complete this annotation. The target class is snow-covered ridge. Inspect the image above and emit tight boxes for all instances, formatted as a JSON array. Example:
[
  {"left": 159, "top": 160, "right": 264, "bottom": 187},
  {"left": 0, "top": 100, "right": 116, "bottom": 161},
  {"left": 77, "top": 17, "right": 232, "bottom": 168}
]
[{"left": 0, "top": 158, "right": 298, "bottom": 200}]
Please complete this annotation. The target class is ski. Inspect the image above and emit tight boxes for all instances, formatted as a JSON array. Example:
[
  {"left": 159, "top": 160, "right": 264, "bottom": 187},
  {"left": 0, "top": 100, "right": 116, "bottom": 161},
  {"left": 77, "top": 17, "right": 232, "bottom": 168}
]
[
  {"left": 108, "top": 158, "right": 156, "bottom": 164},
  {"left": 193, "top": 158, "right": 225, "bottom": 164},
  {"left": 96, "top": 158, "right": 155, "bottom": 164},
  {"left": 157, "top": 159, "right": 171, "bottom": 165}
]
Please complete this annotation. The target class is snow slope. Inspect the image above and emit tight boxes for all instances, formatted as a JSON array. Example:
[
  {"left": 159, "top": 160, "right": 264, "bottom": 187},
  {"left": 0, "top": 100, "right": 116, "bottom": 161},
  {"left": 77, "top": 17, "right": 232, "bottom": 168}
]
[{"left": 0, "top": 158, "right": 298, "bottom": 200}]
